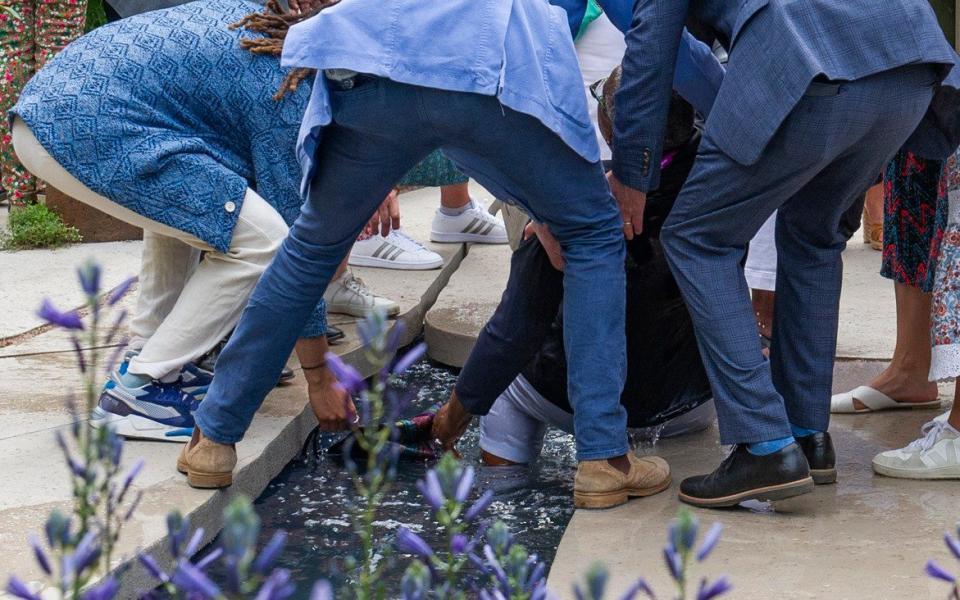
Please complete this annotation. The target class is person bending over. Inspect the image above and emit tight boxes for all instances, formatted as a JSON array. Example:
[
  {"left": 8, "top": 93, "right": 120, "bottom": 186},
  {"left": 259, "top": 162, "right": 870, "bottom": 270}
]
[
  {"left": 178, "top": 0, "right": 676, "bottom": 510},
  {"left": 10, "top": 0, "right": 409, "bottom": 440},
  {"left": 433, "top": 69, "right": 715, "bottom": 467}
]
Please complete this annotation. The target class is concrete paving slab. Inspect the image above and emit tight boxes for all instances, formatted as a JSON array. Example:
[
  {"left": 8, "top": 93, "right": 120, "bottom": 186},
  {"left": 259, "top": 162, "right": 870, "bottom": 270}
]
[
  {"left": 424, "top": 242, "right": 513, "bottom": 367},
  {"left": 837, "top": 243, "right": 895, "bottom": 360},
  {"left": 0, "top": 240, "right": 142, "bottom": 341},
  {"left": 547, "top": 396, "right": 956, "bottom": 599}
]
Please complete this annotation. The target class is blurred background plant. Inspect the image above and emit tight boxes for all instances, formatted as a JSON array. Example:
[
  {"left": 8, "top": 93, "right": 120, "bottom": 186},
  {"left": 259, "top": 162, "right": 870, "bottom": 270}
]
[
  {"left": 1, "top": 202, "right": 81, "bottom": 249},
  {"left": 925, "top": 525, "right": 960, "bottom": 599},
  {"left": 6, "top": 260, "right": 138, "bottom": 599},
  {"left": 85, "top": 0, "right": 107, "bottom": 31},
  {"left": 6, "top": 264, "right": 737, "bottom": 599},
  {"left": 0, "top": 3, "right": 20, "bottom": 20}
]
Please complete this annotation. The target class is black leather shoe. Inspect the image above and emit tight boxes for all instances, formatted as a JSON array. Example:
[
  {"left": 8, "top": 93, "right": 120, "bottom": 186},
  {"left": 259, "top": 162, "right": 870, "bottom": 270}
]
[
  {"left": 795, "top": 432, "right": 837, "bottom": 485},
  {"left": 326, "top": 325, "right": 345, "bottom": 344},
  {"left": 679, "top": 443, "right": 814, "bottom": 508}
]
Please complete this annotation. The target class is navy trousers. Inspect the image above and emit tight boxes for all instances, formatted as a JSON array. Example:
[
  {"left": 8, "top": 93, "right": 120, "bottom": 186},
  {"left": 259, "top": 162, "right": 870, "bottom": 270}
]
[{"left": 661, "top": 65, "right": 938, "bottom": 444}]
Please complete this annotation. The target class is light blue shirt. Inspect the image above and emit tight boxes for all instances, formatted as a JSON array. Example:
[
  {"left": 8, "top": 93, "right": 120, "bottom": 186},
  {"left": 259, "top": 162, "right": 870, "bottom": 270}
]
[{"left": 280, "top": 0, "right": 723, "bottom": 196}]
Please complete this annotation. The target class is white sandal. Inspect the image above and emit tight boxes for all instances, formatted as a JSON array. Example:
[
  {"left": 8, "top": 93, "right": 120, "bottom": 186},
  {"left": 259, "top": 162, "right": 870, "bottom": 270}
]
[{"left": 830, "top": 385, "right": 941, "bottom": 414}]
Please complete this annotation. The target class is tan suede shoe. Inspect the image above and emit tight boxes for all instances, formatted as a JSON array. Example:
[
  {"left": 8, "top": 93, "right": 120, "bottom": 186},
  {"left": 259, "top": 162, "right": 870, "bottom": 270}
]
[
  {"left": 574, "top": 454, "right": 671, "bottom": 509},
  {"left": 180, "top": 428, "right": 236, "bottom": 489}
]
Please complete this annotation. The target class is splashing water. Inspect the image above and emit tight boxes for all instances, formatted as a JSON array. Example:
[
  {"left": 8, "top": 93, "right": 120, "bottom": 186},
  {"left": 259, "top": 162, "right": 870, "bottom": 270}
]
[{"left": 218, "top": 359, "right": 578, "bottom": 597}]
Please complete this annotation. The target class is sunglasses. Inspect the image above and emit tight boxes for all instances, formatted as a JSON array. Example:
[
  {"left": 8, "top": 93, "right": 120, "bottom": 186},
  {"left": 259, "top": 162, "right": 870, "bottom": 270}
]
[{"left": 589, "top": 77, "right": 608, "bottom": 113}]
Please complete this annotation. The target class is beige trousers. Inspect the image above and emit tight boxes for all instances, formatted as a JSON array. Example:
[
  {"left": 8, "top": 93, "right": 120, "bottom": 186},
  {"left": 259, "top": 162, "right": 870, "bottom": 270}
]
[{"left": 12, "top": 116, "right": 288, "bottom": 379}]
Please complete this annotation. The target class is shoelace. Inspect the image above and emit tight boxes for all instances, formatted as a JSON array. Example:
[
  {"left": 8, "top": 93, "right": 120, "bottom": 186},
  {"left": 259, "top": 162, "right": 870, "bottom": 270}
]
[
  {"left": 908, "top": 419, "right": 950, "bottom": 452},
  {"left": 389, "top": 230, "right": 428, "bottom": 252},
  {"left": 343, "top": 273, "right": 374, "bottom": 298}
]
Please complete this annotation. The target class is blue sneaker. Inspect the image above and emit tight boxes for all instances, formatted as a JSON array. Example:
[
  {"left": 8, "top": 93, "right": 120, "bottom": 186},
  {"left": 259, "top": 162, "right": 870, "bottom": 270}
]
[
  {"left": 102, "top": 351, "right": 212, "bottom": 400},
  {"left": 179, "top": 362, "right": 213, "bottom": 398},
  {"left": 98, "top": 374, "right": 201, "bottom": 429}
]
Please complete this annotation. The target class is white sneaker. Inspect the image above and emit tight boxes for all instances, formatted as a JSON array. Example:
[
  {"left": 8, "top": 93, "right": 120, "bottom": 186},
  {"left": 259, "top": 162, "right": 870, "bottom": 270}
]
[
  {"left": 323, "top": 271, "right": 400, "bottom": 317},
  {"left": 90, "top": 406, "right": 193, "bottom": 443},
  {"left": 872, "top": 416, "right": 960, "bottom": 479},
  {"left": 430, "top": 199, "right": 508, "bottom": 244},
  {"left": 349, "top": 229, "right": 444, "bottom": 270}
]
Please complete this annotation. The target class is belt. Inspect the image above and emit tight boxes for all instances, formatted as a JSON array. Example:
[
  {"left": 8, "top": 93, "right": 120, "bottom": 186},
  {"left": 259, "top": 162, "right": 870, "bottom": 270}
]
[{"left": 324, "top": 72, "right": 377, "bottom": 91}]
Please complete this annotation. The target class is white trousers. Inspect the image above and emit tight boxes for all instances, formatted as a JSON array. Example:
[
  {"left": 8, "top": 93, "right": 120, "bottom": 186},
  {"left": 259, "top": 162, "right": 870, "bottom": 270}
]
[
  {"left": 745, "top": 212, "right": 777, "bottom": 291},
  {"left": 12, "top": 117, "right": 288, "bottom": 379},
  {"left": 479, "top": 374, "right": 717, "bottom": 464}
]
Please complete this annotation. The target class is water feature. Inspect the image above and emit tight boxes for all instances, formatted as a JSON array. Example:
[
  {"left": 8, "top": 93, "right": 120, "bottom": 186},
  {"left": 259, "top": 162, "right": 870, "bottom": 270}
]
[{"left": 233, "top": 359, "right": 577, "bottom": 597}]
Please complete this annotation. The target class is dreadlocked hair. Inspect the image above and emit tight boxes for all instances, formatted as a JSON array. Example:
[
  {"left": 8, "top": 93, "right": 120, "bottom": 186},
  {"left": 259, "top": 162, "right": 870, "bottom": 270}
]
[{"left": 230, "top": 0, "right": 336, "bottom": 100}]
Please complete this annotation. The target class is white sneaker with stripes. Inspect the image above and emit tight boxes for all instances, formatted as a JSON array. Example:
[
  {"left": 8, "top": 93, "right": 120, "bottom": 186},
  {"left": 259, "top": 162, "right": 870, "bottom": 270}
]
[
  {"left": 348, "top": 229, "right": 444, "bottom": 271},
  {"left": 430, "top": 199, "right": 508, "bottom": 244},
  {"left": 323, "top": 271, "right": 401, "bottom": 317}
]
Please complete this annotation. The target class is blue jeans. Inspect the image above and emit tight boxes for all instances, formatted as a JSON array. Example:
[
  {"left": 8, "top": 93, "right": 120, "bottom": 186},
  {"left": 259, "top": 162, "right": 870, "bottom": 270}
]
[
  {"left": 195, "top": 78, "right": 628, "bottom": 461},
  {"left": 660, "top": 65, "right": 937, "bottom": 445}
]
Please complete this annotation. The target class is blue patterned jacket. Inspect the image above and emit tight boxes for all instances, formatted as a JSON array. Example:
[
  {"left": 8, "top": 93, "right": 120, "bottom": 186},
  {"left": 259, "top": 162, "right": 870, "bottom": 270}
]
[{"left": 11, "top": 0, "right": 329, "bottom": 336}]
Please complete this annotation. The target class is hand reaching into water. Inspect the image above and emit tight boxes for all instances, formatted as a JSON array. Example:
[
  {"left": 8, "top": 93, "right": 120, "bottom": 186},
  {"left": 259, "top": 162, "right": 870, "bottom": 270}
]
[
  {"left": 296, "top": 337, "right": 358, "bottom": 431},
  {"left": 431, "top": 392, "right": 474, "bottom": 456}
]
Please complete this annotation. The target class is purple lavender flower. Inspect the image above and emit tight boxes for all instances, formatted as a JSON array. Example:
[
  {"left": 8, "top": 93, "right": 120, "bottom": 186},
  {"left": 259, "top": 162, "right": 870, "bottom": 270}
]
[
  {"left": 253, "top": 531, "right": 288, "bottom": 575},
  {"left": 400, "top": 563, "right": 429, "bottom": 600},
  {"left": 324, "top": 352, "right": 366, "bottom": 394},
  {"left": 107, "top": 276, "right": 136, "bottom": 306},
  {"left": 396, "top": 528, "right": 434, "bottom": 559},
  {"left": 392, "top": 342, "right": 427, "bottom": 375},
  {"left": 5, "top": 576, "right": 40, "bottom": 600},
  {"left": 183, "top": 528, "right": 205, "bottom": 558},
  {"left": 663, "top": 546, "right": 682, "bottom": 582},
  {"left": 80, "top": 576, "right": 119, "bottom": 600},
  {"left": 696, "top": 576, "right": 732, "bottom": 600},
  {"left": 696, "top": 522, "right": 723, "bottom": 562},
  {"left": 945, "top": 532, "right": 960, "bottom": 561},
  {"left": 417, "top": 470, "right": 445, "bottom": 511},
  {"left": 455, "top": 466, "right": 475, "bottom": 504},
  {"left": 195, "top": 547, "right": 223, "bottom": 570},
  {"left": 37, "top": 298, "right": 84, "bottom": 330},
  {"left": 925, "top": 559, "right": 956, "bottom": 583},
  {"left": 254, "top": 568, "right": 295, "bottom": 600},
  {"left": 29, "top": 535, "right": 51, "bottom": 575},
  {"left": 310, "top": 580, "right": 334, "bottom": 600},
  {"left": 118, "top": 459, "right": 144, "bottom": 501},
  {"left": 138, "top": 553, "right": 169, "bottom": 582},
  {"left": 171, "top": 561, "right": 222, "bottom": 599},
  {"left": 72, "top": 531, "right": 102, "bottom": 573},
  {"left": 77, "top": 261, "right": 102, "bottom": 297},
  {"left": 451, "top": 533, "right": 470, "bottom": 554},
  {"left": 619, "top": 578, "right": 656, "bottom": 600},
  {"left": 465, "top": 490, "right": 495, "bottom": 523}
]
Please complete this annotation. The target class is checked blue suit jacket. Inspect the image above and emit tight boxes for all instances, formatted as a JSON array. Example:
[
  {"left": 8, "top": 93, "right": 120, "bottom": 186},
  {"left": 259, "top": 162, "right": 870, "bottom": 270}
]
[{"left": 612, "top": 0, "right": 960, "bottom": 192}]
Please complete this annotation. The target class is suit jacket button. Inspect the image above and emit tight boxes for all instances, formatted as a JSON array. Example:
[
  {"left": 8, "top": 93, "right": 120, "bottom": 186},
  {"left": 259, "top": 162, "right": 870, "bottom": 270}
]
[{"left": 225, "top": 201, "right": 237, "bottom": 213}]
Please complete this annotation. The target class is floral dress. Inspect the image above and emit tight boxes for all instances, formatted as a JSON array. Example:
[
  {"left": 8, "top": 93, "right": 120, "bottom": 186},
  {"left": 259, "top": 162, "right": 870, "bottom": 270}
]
[
  {"left": 0, "top": 1, "right": 88, "bottom": 204},
  {"left": 881, "top": 149, "right": 949, "bottom": 293},
  {"left": 930, "top": 150, "right": 960, "bottom": 381}
]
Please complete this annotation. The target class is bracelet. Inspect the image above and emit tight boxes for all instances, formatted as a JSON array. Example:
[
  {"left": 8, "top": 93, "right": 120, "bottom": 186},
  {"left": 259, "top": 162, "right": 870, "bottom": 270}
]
[{"left": 301, "top": 361, "right": 327, "bottom": 371}]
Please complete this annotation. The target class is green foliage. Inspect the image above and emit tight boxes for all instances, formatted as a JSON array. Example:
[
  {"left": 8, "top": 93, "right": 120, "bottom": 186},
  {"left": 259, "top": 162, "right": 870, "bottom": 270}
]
[
  {"left": 85, "top": 0, "right": 107, "bottom": 32},
  {"left": 1, "top": 203, "right": 81, "bottom": 249},
  {"left": 0, "top": 4, "right": 22, "bottom": 20}
]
